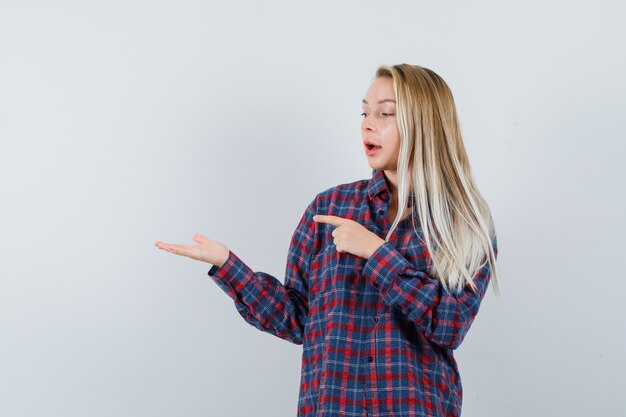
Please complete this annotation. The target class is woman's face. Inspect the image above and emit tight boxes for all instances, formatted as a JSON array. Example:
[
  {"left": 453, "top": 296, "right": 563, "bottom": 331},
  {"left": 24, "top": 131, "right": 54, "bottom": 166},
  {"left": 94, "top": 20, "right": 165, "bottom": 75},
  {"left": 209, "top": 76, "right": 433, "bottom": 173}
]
[{"left": 361, "top": 76, "right": 401, "bottom": 171}]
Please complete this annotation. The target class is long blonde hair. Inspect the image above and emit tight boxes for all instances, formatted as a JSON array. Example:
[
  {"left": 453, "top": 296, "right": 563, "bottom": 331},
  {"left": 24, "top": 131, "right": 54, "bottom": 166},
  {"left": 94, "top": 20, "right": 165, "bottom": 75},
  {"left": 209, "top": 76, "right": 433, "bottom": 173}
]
[{"left": 374, "top": 64, "right": 500, "bottom": 296}]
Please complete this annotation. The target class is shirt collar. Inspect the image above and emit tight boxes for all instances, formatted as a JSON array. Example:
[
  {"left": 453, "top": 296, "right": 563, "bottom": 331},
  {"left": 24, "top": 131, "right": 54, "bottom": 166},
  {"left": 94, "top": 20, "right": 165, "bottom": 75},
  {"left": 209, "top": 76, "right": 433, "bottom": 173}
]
[
  {"left": 367, "top": 169, "right": 390, "bottom": 201},
  {"left": 367, "top": 169, "right": 415, "bottom": 205}
]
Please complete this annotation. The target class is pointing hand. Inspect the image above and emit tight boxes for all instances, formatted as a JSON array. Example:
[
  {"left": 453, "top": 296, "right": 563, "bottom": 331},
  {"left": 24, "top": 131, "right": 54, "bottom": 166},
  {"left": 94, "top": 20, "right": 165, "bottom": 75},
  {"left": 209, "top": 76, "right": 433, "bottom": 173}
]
[{"left": 313, "top": 215, "right": 385, "bottom": 259}]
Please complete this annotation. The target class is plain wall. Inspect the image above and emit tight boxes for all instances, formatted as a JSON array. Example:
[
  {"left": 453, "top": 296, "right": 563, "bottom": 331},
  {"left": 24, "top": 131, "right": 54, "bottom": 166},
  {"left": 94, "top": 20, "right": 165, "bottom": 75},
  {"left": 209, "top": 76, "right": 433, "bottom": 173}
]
[{"left": 1, "top": 1, "right": 624, "bottom": 416}]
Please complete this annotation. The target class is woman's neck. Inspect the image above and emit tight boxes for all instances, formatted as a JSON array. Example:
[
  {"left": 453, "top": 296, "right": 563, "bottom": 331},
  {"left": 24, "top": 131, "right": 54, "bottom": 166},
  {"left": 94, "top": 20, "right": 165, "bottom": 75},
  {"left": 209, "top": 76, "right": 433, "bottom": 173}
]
[{"left": 382, "top": 169, "right": 412, "bottom": 220}]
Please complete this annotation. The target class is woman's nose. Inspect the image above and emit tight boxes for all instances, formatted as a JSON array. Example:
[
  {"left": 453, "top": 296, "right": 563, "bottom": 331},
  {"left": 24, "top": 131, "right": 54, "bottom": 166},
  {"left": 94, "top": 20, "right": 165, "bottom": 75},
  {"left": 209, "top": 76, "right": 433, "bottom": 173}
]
[{"left": 361, "top": 119, "right": 375, "bottom": 132}]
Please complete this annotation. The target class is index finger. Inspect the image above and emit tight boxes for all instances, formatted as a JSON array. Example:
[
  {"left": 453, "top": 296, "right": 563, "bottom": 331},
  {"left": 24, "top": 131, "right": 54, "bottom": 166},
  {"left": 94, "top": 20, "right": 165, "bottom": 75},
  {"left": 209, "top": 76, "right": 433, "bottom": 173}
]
[
  {"left": 155, "top": 241, "right": 195, "bottom": 256},
  {"left": 312, "top": 214, "right": 345, "bottom": 227}
]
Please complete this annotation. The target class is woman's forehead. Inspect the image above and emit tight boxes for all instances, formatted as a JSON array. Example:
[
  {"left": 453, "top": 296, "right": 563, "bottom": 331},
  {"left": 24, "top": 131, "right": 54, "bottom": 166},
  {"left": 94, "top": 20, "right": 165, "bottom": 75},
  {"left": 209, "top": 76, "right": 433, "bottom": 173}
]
[{"left": 363, "top": 77, "right": 396, "bottom": 103}]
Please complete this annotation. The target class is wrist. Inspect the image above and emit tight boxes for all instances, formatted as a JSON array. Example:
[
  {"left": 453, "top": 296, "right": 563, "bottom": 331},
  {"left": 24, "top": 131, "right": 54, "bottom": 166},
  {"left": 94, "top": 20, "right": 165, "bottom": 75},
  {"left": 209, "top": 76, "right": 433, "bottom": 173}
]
[
  {"left": 214, "top": 247, "right": 230, "bottom": 268},
  {"left": 369, "top": 238, "right": 385, "bottom": 259}
]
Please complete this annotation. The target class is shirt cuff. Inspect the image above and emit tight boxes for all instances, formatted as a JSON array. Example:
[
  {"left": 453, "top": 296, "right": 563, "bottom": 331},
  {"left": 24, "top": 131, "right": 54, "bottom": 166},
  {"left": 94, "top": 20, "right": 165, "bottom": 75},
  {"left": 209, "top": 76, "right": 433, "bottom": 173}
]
[
  {"left": 207, "top": 250, "right": 255, "bottom": 303},
  {"left": 362, "top": 240, "right": 424, "bottom": 304}
]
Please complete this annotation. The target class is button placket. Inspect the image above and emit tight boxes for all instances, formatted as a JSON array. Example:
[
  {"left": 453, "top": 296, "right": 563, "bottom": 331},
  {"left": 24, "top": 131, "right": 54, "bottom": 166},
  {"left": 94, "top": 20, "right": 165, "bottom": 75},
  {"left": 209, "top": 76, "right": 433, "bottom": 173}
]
[{"left": 376, "top": 191, "right": 390, "bottom": 234}]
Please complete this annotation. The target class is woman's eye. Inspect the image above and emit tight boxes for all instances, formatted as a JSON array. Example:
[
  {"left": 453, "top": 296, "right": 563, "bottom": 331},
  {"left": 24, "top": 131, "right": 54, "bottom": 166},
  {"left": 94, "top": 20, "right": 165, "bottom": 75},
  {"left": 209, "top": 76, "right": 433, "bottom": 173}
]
[{"left": 361, "top": 112, "right": 394, "bottom": 117}]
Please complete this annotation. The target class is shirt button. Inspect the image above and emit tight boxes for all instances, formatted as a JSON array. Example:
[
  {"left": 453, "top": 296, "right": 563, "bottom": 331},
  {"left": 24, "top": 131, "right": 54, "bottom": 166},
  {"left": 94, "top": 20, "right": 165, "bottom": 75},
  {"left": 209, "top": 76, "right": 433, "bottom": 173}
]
[
  {"left": 367, "top": 356, "right": 374, "bottom": 362},
  {"left": 373, "top": 282, "right": 379, "bottom": 288},
  {"left": 378, "top": 209, "right": 385, "bottom": 215},
  {"left": 372, "top": 317, "right": 379, "bottom": 323}
]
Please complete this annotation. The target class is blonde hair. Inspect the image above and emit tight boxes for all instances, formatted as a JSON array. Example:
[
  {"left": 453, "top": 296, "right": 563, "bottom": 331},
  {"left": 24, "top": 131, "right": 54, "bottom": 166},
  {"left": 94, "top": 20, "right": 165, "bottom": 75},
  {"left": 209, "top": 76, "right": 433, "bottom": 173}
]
[{"left": 374, "top": 64, "right": 501, "bottom": 296}]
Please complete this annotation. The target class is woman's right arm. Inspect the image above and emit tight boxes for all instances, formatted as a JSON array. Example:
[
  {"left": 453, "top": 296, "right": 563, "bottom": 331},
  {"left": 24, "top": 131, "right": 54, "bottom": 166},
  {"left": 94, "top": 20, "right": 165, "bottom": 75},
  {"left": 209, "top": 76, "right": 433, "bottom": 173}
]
[
  {"left": 206, "top": 198, "right": 317, "bottom": 344},
  {"left": 155, "top": 197, "right": 317, "bottom": 345}
]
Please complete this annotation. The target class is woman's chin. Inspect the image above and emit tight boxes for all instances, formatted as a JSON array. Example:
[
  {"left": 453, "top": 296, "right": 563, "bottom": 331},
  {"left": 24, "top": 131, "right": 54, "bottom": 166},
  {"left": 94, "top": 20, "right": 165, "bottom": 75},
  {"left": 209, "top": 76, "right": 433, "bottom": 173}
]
[{"left": 367, "top": 159, "right": 389, "bottom": 170}]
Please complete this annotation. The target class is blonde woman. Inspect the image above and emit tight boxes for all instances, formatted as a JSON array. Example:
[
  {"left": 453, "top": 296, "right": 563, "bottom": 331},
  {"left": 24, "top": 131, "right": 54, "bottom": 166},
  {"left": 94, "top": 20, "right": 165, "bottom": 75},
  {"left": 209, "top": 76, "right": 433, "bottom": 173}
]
[{"left": 155, "top": 63, "right": 500, "bottom": 417}]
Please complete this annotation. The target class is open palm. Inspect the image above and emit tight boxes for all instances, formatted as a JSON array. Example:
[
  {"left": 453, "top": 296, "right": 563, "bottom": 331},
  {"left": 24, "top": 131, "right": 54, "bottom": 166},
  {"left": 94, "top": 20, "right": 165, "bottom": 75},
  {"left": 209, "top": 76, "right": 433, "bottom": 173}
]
[{"left": 154, "top": 233, "right": 229, "bottom": 267}]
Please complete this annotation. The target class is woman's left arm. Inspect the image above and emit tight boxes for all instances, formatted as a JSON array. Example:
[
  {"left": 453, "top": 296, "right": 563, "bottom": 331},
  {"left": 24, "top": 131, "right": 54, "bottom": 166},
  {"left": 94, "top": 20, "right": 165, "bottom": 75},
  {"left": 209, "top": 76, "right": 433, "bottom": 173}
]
[{"left": 361, "top": 236, "right": 498, "bottom": 350}]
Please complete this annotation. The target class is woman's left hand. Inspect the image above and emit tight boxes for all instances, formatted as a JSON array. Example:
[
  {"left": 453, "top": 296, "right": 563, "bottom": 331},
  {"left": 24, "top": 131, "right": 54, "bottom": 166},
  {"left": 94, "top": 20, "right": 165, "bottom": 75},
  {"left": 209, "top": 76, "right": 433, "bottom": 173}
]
[{"left": 313, "top": 214, "right": 386, "bottom": 259}]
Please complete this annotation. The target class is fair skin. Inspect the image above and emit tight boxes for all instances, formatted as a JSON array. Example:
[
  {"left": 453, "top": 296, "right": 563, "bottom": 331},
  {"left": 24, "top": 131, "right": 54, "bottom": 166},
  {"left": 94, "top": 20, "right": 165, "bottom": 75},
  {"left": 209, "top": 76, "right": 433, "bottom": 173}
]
[
  {"left": 155, "top": 75, "right": 406, "bottom": 266},
  {"left": 359, "top": 75, "right": 411, "bottom": 222}
]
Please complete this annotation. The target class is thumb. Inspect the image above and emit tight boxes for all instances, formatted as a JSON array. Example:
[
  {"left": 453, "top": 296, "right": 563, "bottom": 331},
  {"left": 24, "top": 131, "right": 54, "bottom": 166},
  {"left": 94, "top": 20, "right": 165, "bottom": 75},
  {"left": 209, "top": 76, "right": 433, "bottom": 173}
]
[{"left": 192, "top": 233, "right": 209, "bottom": 244}]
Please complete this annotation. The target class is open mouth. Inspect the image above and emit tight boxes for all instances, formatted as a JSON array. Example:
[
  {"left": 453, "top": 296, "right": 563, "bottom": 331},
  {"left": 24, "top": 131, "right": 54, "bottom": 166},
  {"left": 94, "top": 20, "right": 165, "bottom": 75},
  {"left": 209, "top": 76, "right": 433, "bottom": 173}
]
[{"left": 367, "top": 144, "right": 381, "bottom": 150}]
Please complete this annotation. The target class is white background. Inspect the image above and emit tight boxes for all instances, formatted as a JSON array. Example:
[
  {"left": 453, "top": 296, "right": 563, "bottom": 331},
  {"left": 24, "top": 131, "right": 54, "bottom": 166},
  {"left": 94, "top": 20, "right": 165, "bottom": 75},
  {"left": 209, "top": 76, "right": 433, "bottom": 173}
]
[{"left": 1, "top": 1, "right": 624, "bottom": 416}]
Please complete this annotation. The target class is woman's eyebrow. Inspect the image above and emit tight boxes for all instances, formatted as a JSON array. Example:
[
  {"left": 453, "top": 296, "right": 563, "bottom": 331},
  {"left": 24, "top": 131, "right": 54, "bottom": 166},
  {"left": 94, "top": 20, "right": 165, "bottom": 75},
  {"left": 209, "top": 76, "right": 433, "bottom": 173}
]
[{"left": 362, "top": 99, "right": 396, "bottom": 104}]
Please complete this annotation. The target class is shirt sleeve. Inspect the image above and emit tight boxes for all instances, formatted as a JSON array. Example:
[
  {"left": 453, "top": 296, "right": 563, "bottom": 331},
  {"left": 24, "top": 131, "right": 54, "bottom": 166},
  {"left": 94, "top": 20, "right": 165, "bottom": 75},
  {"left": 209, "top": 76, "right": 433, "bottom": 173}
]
[
  {"left": 206, "top": 198, "right": 317, "bottom": 345},
  {"left": 361, "top": 234, "right": 498, "bottom": 350}
]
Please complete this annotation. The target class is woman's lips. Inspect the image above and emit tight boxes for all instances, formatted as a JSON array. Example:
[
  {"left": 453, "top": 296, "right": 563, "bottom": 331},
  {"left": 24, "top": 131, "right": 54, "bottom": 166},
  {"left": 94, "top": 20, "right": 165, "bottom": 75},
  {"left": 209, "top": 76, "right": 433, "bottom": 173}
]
[{"left": 365, "top": 144, "right": 382, "bottom": 156}]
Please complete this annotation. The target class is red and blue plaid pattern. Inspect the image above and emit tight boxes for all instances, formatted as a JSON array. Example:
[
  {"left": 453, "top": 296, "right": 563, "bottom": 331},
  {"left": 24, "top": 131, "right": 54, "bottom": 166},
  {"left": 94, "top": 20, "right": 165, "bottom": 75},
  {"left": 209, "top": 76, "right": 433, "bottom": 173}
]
[{"left": 208, "top": 168, "right": 497, "bottom": 417}]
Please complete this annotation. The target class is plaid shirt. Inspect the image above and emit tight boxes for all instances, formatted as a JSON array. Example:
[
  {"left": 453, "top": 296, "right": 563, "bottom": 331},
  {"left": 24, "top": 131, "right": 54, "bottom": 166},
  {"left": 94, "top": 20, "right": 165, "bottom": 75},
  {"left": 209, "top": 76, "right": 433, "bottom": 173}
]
[{"left": 208, "top": 168, "right": 497, "bottom": 417}]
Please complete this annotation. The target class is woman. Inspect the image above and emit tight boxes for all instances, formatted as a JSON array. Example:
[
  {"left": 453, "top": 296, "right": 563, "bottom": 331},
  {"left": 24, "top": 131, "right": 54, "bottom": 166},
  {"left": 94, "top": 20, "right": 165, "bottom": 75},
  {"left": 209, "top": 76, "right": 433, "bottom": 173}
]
[{"left": 155, "top": 63, "right": 500, "bottom": 417}]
